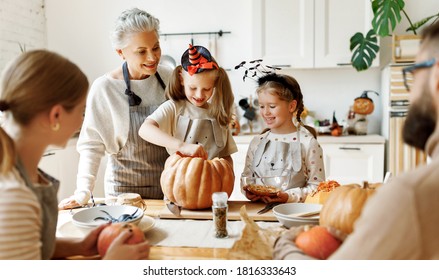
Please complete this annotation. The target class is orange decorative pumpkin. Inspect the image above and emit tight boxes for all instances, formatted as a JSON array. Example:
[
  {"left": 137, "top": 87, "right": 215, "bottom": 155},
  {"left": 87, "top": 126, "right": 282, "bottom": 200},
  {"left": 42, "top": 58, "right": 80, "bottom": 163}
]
[
  {"left": 319, "top": 182, "right": 378, "bottom": 235},
  {"left": 97, "top": 223, "right": 145, "bottom": 257},
  {"left": 352, "top": 90, "right": 379, "bottom": 115},
  {"left": 295, "top": 226, "right": 341, "bottom": 260},
  {"left": 160, "top": 153, "right": 235, "bottom": 210}
]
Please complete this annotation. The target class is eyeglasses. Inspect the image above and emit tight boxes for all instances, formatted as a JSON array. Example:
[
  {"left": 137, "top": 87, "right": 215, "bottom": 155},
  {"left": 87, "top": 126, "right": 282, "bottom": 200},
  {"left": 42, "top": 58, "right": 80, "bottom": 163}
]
[{"left": 402, "top": 58, "right": 436, "bottom": 91}]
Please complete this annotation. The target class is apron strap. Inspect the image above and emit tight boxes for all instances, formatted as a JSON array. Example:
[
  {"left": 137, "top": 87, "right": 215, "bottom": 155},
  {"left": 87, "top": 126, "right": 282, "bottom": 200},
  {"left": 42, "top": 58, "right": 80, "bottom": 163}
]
[
  {"left": 122, "top": 62, "right": 142, "bottom": 106},
  {"left": 253, "top": 138, "right": 270, "bottom": 168},
  {"left": 210, "top": 120, "right": 225, "bottom": 147},
  {"left": 15, "top": 157, "right": 34, "bottom": 189},
  {"left": 155, "top": 72, "right": 166, "bottom": 90}
]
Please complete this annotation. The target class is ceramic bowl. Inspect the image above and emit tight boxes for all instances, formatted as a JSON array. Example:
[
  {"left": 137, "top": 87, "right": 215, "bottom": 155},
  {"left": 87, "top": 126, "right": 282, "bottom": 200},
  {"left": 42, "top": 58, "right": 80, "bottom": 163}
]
[
  {"left": 272, "top": 203, "right": 322, "bottom": 228},
  {"left": 72, "top": 205, "right": 144, "bottom": 230}
]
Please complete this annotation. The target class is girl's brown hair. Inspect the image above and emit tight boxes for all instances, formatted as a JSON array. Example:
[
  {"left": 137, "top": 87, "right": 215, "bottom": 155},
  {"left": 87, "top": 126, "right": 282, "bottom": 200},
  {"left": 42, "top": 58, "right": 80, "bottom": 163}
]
[
  {"left": 0, "top": 50, "right": 88, "bottom": 173},
  {"left": 257, "top": 73, "right": 317, "bottom": 138},
  {"left": 165, "top": 65, "right": 234, "bottom": 127}
]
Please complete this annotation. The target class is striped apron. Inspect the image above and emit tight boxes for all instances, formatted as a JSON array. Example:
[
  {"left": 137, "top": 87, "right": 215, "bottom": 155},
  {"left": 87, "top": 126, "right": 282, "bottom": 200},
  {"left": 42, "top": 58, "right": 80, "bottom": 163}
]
[
  {"left": 16, "top": 158, "right": 59, "bottom": 260},
  {"left": 105, "top": 63, "right": 168, "bottom": 199}
]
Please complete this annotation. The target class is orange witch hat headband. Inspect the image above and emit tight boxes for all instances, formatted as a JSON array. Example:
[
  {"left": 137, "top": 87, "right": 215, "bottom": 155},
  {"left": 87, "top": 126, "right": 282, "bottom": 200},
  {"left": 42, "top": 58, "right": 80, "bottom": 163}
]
[{"left": 181, "top": 44, "right": 219, "bottom": 75}]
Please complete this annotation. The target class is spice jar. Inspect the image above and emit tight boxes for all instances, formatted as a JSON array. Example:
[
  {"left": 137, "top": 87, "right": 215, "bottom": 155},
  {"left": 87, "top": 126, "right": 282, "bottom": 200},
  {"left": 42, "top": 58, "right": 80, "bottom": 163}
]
[{"left": 212, "top": 192, "right": 228, "bottom": 238}]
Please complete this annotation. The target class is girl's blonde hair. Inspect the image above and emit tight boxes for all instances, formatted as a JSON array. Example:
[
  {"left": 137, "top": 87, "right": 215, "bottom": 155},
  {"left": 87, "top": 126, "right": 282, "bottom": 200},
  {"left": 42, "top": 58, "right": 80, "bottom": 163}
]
[
  {"left": 257, "top": 73, "right": 317, "bottom": 138},
  {"left": 0, "top": 50, "right": 88, "bottom": 173},
  {"left": 165, "top": 65, "right": 234, "bottom": 127}
]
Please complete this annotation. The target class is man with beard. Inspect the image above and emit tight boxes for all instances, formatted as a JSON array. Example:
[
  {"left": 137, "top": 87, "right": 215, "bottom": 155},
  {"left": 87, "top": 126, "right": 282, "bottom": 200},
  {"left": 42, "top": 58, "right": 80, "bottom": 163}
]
[{"left": 273, "top": 21, "right": 439, "bottom": 260}]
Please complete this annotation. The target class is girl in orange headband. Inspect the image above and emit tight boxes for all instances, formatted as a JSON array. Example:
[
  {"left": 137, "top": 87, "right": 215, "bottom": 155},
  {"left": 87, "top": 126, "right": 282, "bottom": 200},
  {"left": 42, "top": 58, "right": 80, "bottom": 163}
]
[{"left": 139, "top": 45, "right": 237, "bottom": 167}]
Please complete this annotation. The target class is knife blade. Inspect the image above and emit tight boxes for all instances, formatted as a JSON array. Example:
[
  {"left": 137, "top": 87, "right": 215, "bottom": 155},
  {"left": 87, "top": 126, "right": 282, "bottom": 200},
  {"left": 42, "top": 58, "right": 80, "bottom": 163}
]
[
  {"left": 166, "top": 200, "right": 182, "bottom": 217},
  {"left": 257, "top": 202, "right": 281, "bottom": 215}
]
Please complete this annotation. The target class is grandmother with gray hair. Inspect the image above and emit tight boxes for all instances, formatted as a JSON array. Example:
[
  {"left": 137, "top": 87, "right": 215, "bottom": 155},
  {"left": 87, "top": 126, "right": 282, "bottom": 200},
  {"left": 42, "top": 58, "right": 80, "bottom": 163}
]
[{"left": 59, "top": 8, "right": 172, "bottom": 209}]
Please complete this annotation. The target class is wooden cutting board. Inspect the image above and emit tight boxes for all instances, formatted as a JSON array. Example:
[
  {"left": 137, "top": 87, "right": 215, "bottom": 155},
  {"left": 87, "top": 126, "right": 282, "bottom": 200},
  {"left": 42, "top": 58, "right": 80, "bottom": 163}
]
[{"left": 158, "top": 201, "right": 277, "bottom": 221}]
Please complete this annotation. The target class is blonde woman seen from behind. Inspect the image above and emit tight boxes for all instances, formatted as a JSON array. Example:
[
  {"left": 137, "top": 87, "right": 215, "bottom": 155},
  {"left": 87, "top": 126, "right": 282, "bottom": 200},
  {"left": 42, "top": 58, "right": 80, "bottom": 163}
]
[{"left": 0, "top": 50, "right": 150, "bottom": 260}]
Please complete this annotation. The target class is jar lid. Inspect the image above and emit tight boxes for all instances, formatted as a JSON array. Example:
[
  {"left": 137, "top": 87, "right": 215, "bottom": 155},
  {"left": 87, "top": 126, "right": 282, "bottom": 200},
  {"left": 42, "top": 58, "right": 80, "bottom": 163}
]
[{"left": 212, "top": 192, "right": 228, "bottom": 207}]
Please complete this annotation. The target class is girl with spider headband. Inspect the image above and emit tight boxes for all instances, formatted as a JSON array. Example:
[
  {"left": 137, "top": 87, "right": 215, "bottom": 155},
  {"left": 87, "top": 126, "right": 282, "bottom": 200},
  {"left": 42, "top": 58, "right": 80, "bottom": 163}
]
[
  {"left": 241, "top": 72, "right": 325, "bottom": 204},
  {"left": 139, "top": 44, "right": 237, "bottom": 167}
]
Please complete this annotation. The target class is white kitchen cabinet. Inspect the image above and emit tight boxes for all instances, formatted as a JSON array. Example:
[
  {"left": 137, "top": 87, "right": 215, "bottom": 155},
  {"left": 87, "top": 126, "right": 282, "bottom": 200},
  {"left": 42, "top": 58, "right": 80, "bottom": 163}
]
[
  {"left": 38, "top": 138, "right": 106, "bottom": 202},
  {"left": 253, "top": 0, "right": 376, "bottom": 68},
  {"left": 319, "top": 136, "right": 385, "bottom": 184}
]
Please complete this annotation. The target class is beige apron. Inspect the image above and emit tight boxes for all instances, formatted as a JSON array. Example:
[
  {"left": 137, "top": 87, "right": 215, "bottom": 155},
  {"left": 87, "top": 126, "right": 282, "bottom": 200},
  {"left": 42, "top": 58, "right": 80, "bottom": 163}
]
[
  {"left": 174, "top": 113, "right": 226, "bottom": 160},
  {"left": 252, "top": 131, "right": 306, "bottom": 190},
  {"left": 16, "top": 158, "right": 59, "bottom": 260}
]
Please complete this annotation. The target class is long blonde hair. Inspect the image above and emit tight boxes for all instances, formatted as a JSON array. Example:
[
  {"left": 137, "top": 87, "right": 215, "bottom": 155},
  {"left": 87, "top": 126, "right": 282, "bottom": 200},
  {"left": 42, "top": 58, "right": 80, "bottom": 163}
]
[
  {"left": 165, "top": 65, "right": 234, "bottom": 127},
  {"left": 0, "top": 50, "right": 88, "bottom": 173}
]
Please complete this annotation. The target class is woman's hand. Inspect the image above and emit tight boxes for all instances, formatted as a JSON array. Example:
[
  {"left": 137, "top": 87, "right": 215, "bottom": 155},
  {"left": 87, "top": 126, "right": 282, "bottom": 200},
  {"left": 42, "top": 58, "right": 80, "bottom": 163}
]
[
  {"left": 77, "top": 224, "right": 150, "bottom": 260},
  {"left": 103, "top": 230, "right": 150, "bottom": 260},
  {"left": 58, "top": 195, "right": 81, "bottom": 210},
  {"left": 177, "top": 143, "right": 208, "bottom": 159}
]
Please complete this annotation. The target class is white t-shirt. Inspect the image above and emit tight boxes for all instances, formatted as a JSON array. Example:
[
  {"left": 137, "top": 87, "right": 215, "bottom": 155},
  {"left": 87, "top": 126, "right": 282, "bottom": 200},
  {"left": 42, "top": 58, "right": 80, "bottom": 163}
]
[{"left": 147, "top": 99, "right": 237, "bottom": 158}]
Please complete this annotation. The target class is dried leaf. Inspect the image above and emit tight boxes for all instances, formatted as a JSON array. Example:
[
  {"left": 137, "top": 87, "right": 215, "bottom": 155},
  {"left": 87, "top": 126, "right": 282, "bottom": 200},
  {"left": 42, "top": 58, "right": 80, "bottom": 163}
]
[{"left": 227, "top": 205, "right": 286, "bottom": 260}]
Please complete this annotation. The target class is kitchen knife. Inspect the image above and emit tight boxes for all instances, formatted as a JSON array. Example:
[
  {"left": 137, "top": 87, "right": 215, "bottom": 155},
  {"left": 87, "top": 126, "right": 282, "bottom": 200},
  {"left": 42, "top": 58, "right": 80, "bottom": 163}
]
[
  {"left": 257, "top": 202, "right": 281, "bottom": 215},
  {"left": 165, "top": 200, "right": 182, "bottom": 217}
]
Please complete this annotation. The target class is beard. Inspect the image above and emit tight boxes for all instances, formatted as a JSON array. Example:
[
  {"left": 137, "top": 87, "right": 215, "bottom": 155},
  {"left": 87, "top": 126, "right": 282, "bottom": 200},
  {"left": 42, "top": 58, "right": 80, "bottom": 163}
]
[{"left": 402, "top": 84, "right": 437, "bottom": 150}]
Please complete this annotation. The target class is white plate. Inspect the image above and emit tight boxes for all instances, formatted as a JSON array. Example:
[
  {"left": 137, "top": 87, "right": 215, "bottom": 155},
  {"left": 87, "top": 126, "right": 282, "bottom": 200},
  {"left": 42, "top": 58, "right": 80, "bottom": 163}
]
[
  {"left": 58, "top": 215, "right": 156, "bottom": 238},
  {"left": 273, "top": 203, "right": 322, "bottom": 228}
]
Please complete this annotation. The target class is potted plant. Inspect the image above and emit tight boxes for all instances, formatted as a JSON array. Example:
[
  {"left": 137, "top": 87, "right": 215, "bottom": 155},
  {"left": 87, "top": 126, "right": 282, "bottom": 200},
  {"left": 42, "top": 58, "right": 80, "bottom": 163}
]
[{"left": 350, "top": 0, "right": 439, "bottom": 71}]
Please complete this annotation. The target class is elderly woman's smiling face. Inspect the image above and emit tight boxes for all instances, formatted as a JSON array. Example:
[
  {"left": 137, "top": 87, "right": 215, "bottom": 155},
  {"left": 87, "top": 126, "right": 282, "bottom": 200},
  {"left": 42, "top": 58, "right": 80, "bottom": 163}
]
[{"left": 117, "top": 30, "right": 161, "bottom": 80}]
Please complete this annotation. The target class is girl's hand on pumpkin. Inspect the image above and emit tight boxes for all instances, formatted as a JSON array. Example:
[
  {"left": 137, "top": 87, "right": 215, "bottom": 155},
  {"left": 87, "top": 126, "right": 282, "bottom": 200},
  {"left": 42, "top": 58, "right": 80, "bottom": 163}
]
[
  {"left": 177, "top": 143, "right": 208, "bottom": 160},
  {"left": 103, "top": 230, "right": 151, "bottom": 260}
]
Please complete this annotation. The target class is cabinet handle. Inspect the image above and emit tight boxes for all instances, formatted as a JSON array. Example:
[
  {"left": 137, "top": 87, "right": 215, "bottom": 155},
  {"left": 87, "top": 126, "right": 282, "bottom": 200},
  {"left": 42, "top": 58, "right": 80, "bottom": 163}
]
[
  {"left": 336, "top": 63, "right": 352, "bottom": 66},
  {"left": 339, "top": 147, "right": 361, "bottom": 151},
  {"left": 272, "top": 64, "right": 291, "bottom": 68},
  {"left": 43, "top": 152, "right": 55, "bottom": 157}
]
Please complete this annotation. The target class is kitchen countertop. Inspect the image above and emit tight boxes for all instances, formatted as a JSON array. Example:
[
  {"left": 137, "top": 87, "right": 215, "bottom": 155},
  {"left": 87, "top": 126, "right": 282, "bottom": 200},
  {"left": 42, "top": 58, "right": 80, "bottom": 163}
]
[{"left": 233, "top": 134, "right": 385, "bottom": 144}]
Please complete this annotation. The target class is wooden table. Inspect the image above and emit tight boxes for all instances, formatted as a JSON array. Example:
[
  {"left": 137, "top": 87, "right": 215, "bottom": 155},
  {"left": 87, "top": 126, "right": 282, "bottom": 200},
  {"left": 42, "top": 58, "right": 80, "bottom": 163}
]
[
  {"left": 60, "top": 199, "right": 279, "bottom": 260},
  {"left": 140, "top": 200, "right": 228, "bottom": 259}
]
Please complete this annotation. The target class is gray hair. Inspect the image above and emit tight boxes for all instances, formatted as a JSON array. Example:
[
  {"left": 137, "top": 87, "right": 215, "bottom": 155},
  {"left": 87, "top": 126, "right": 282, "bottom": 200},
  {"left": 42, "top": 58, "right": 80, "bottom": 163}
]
[{"left": 111, "top": 8, "right": 160, "bottom": 49}]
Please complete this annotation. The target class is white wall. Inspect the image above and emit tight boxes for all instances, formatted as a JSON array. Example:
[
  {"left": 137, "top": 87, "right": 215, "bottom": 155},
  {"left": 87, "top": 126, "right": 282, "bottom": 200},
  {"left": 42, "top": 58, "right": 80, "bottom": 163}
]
[
  {"left": 0, "top": 0, "right": 46, "bottom": 72},
  {"left": 44, "top": 0, "right": 439, "bottom": 135}
]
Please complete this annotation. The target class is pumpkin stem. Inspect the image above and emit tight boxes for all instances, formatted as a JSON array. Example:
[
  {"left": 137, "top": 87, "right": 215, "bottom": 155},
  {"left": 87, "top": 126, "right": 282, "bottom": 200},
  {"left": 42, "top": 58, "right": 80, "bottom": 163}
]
[{"left": 362, "top": 181, "right": 369, "bottom": 189}]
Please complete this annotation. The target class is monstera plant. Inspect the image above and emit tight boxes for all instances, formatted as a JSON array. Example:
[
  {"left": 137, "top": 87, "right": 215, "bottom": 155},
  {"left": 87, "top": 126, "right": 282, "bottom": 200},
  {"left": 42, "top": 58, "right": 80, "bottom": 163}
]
[{"left": 350, "top": 0, "right": 439, "bottom": 71}]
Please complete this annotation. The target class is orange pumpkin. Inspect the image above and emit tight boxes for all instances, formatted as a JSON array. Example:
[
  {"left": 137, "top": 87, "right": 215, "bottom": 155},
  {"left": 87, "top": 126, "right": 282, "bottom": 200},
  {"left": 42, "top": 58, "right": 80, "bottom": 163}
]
[
  {"left": 160, "top": 153, "right": 235, "bottom": 209},
  {"left": 352, "top": 90, "right": 379, "bottom": 115},
  {"left": 295, "top": 226, "right": 341, "bottom": 260},
  {"left": 319, "top": 182, "right": 377, "bottom": 235}
]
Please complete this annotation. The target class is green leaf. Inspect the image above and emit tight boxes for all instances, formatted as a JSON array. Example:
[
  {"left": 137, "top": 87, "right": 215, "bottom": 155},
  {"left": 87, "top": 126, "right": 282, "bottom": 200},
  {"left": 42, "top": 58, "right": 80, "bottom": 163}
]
[
  {"left": 406, "top": 14, "right": 439, "bottom": 32},
  {"left": 371, "top": 0, "right": 405, "bottom": 37},
  {"left": 350, "top": 30, "right": 379, "bottom": 71}
]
